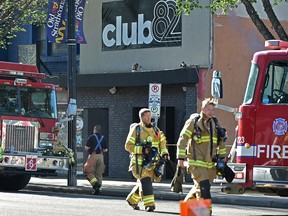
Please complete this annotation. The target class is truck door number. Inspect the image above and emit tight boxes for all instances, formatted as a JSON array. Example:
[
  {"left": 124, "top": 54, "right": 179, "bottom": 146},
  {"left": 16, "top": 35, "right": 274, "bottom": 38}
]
[{"left": 237, "top": 136, "right": 245, "bottom": 144}]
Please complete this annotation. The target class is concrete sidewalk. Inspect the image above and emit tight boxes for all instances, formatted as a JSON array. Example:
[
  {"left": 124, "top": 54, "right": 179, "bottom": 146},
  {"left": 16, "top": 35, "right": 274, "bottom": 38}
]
[{"left": 25, "top": 176, "right": 288, "bottom": 209}]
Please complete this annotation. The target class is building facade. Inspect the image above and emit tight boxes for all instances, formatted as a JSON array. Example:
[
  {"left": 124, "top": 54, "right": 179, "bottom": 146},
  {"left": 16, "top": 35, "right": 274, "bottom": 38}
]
[
  {"left": 61, "top": 0, "right": 213, "bottom": 178},
  {"left": 0, "top": 0, "right": 212, "bottom": 179}
]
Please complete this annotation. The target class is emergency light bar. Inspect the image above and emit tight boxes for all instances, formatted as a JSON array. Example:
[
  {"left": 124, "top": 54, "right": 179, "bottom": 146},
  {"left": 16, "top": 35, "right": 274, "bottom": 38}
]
[
  {"left": 265, "top": 40, "right": 288, "bottom": 50},
  {"left": 0, "top": 69, "right": 46, "bottom": 79},
  {"left": 14, "top": 78, "right": 27, "bottom": 85}
]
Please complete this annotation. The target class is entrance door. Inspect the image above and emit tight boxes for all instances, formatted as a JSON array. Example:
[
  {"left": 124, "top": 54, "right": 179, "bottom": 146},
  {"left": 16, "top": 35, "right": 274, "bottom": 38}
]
[{"left": 84, "top": 108, "right": 109, "bottom": 176}]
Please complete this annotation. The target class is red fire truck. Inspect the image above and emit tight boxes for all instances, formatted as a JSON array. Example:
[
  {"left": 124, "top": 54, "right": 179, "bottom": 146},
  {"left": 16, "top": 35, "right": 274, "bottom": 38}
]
[
  {"left": 0, "top": 61, "right": 73, "bottom": 191},
  {"left": 213, "top": 40, "right": 288, "bottom": 197}
]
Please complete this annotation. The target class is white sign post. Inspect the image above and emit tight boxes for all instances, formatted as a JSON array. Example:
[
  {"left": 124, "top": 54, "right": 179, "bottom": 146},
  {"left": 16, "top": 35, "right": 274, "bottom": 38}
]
[{"left": 149, "top": 83, "right": 161, "bottom": 126}]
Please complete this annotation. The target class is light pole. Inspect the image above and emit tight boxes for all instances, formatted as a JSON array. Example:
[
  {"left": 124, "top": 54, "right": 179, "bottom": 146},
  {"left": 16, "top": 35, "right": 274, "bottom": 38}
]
[{"left": 67, "top": 0, "right": 77, "bottom": 187}]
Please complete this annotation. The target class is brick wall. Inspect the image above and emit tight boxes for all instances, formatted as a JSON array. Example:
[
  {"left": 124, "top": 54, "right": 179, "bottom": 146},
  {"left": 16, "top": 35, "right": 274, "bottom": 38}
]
[{"left": 78, "top": 84, "right": 197, "bottom": 179}]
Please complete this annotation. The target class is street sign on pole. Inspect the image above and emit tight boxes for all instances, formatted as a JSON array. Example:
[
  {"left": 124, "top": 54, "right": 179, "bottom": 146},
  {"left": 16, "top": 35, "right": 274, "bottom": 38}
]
[{"left": 149, "top": 83, "right": 161, "bottom": 124}]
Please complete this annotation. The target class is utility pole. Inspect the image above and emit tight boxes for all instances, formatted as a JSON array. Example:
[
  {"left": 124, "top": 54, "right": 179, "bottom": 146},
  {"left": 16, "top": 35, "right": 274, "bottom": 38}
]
[{"left": 67, "top": 0, "right": 77, "bottom": 186}]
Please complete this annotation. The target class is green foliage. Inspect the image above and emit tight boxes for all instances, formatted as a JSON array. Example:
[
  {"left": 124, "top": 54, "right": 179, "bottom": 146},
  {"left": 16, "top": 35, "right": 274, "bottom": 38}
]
[
  {"left": 0, "top": 0, "right": 48, "bottom": 49},
  {"left": 273, "top": 0, "right": 288, "bottom": 6},
  {"left": 176, "top": 0, "right": 288, "bottom": 15},
  {"left": 176, "top": 0, "right": 241, "bottom": 15}
]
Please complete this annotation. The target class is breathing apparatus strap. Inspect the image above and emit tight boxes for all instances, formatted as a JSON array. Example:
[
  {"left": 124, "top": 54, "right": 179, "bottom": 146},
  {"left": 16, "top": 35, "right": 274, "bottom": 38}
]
[
  {"left": 212, "top": 116, "right": 221, "bottom": 146},
  {"left": 209, "top": 121, "right": 213, "bottom": 158},
  {"left": 135, "top": 124, "right": 141, "bottom": 174},
  {"left": 192, "top": 115, "right": 201, "bottom": 161}
]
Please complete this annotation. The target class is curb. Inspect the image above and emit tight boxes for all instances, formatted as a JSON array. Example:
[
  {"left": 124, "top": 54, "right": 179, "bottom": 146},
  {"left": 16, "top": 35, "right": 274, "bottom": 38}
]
[
  {"left": 25, "top": 184, "right": 186, "bottom": 200},
  {"left": 25, "top": 184, "right": 288, "bottom": 209}
]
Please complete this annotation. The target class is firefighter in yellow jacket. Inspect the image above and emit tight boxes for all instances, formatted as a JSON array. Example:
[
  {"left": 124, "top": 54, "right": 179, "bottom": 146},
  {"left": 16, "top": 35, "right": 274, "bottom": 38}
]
[
  {"left": 177, "top": 98, "right": 227, "bottom": 214},
  {"left": 125, "top": 108, "right": 169, "bottom": 212}
]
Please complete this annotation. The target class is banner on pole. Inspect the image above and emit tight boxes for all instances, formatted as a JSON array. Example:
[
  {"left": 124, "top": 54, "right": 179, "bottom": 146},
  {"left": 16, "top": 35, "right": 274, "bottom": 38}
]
[
  {"left": 75, "top": 0, "right": 87, "bottom": 44},
  {"left": 47, "top": 0, "right": 67, "bottom": 43},
  {"left": 47, "top": 0, "right": 87, "bottom": 44}
]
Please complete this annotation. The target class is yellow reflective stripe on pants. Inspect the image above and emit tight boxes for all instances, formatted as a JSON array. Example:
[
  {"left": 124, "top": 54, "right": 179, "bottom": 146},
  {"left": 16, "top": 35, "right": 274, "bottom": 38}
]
[
  {"left": 90, "top": 178, "right": 97, "bottom": 185},
  {"left": 188, "top": 159, "right": 215, "bottom": 168},
  {"left": 143, "top": 194, "right": 155, "bottom": 206}
]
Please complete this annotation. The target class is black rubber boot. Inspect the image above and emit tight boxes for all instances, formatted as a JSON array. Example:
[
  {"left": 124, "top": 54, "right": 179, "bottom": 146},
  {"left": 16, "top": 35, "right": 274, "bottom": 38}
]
[
  {"left": 145, "top": 206, "right": 155, "bottom": 212},
  {"left": 92, "top": 182, "right": 101, "bottom": 195}
]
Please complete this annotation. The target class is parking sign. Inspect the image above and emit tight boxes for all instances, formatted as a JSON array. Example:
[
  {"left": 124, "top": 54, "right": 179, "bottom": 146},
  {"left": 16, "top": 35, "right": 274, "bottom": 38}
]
[{"left": 149, "top": 83, "right": 161, "bottom": 118}]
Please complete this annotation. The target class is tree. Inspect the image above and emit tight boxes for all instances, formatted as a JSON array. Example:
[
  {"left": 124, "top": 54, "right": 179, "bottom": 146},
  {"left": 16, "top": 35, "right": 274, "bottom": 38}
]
[
  {"left": 0, "top": 0, "right": 47, "bottom": 49},
  {"left": 176, "top": 0, "right": 288, "bottom": 41}
]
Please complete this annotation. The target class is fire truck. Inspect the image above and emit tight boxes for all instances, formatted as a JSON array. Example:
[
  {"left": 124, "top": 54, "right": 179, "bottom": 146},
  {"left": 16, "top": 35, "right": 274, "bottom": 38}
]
[
  {"left": 0, "top": 61, "right": 74, "bottom": 191},
  {"left": 213, "top": 40, "right": 288, "bottom": 197}
]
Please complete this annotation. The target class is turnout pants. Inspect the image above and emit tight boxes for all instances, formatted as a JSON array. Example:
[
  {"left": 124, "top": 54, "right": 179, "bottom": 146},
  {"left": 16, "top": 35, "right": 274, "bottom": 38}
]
[
  {"left": 184, "top": 166, "right": 216, "bottom": 213},
  {"left": 84, "top": 153, "right": 105, "bottom": 187},
  {"left": 126, "top": 165, "right": 155, "bottom": 207}
]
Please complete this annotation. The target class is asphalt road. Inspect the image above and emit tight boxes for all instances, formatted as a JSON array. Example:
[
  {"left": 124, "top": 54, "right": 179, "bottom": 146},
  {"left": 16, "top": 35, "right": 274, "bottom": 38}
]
[
  {"left": 24, "top": 176, "right": 288, "bottom": 210},
  {"left": 1, "top": 190, "right": 287, "bottom": 216}
]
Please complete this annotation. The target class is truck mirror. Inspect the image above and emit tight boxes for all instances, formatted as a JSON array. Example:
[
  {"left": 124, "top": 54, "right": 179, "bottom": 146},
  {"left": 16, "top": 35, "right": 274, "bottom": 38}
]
[
  {"left": 211, "top": 70, "right": 223, "bottom": 99},
  {"left": 67, "top": 98, "right": 77, "bottom": 116}
]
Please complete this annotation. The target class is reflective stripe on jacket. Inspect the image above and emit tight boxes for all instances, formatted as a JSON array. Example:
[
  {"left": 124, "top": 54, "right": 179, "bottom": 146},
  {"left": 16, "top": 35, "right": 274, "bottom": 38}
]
[
  {"left": 125, "top": 122, "right": 168, "bottom": 166},
  {"left": 176, "top": 112, "right": 227, "bottom": 166}
]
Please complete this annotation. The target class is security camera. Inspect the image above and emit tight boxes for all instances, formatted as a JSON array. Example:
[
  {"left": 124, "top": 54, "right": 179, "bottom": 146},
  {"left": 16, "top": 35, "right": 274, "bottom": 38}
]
[
  {"left": 109, "top": 87, "right": 117, "bottom": 94},
  {"left": 132, "top": 63, "right": 139, "bottom": 72},
  {"left": 180, "top": 61, "right": 187, "bottom": 68}
]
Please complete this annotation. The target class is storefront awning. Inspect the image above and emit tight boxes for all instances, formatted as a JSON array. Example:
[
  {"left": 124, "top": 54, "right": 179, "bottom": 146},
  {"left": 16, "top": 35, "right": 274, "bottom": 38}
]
[{"left": 45, "top": 67, "right": 199, "bottom": 88}]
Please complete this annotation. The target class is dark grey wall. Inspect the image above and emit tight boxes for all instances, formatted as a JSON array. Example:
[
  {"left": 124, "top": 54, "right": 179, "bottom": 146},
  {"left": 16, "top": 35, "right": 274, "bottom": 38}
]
[{"left": 78, "top": 84, "right": 197, "bottom": 179}]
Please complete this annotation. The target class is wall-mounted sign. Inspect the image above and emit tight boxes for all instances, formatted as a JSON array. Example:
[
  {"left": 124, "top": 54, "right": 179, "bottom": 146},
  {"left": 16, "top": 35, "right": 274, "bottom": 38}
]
[{"left": 102, "top": 0, "right": 182, "bottom": 50}]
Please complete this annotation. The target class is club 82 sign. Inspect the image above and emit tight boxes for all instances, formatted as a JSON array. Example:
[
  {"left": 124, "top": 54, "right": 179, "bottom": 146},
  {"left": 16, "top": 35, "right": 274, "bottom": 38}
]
[
  {"left": 102, "top": 0, "right": 182, "bottom": 50},
  {"left": 149, "top": 83, "right": 161, "bottom": 118}
]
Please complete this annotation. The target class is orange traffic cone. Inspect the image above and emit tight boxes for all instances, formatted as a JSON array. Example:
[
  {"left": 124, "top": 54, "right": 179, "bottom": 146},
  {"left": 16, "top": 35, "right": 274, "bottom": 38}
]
[{"left": 180, "top": 198, "right": 211, "bottom": 216}]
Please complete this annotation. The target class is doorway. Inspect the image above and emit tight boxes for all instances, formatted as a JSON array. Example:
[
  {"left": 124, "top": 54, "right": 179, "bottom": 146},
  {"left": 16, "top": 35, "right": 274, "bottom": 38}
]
[
  {"left": 83, "top": 108, "right": 109, "bottom": 176},
  {"left": 132, "top": 107, "right": 176, "bottom": 179}
]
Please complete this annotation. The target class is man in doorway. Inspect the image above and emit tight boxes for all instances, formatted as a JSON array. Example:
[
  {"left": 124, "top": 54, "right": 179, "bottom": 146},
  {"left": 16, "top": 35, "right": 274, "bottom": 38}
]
[{"left": 84, "top": 125, "right": 108, "bottom": 195}]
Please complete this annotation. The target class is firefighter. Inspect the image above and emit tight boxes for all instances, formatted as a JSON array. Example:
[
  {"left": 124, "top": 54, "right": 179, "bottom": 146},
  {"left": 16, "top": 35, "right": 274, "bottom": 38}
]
[
  {"left": 84, "top": 125, "right": 108, "bottom": 195},
  {"left": 176, "top": 98, "right": 227, "bottom": 215},
  {"left": 125, "top": 108, "right": 169, "bottom": 212}
]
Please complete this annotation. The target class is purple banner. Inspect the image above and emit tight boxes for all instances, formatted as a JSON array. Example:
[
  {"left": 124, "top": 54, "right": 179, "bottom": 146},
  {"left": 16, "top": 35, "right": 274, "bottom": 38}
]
[
  {"left": 75, "top": 0, "right": 87, "bottom": 44},
  {"left": 47, "top": 0, "right": 87, "bottom": 44},
  {"left": 46, "top": 0, "right": 67, "bottom": 43}
]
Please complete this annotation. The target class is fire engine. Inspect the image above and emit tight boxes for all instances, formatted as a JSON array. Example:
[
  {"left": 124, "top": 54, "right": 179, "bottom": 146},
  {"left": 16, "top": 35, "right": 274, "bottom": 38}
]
[
  {"left": 0, "top": 61, "right": 74, "bottom": 191},
  {"left": 213, "top": 40, "right": 288, "bottom": 197}
]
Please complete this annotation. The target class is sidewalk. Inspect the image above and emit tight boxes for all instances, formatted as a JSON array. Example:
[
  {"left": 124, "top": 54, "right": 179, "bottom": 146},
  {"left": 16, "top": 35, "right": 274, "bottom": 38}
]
[{"left": 26, "top": 176, "right": 288, "bottom": 209}]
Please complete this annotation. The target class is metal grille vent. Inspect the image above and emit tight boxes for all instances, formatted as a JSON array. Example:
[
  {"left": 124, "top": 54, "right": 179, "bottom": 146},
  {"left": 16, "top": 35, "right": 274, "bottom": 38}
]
[{"left": 5, "top": 124, "right": 36, "bottom": 152}]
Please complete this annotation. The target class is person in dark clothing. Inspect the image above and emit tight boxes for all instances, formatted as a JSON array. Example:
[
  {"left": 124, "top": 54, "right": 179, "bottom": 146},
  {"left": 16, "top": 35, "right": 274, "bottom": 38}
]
[{"left": 84, "top": 125, "right": 108, "bottom": 195}]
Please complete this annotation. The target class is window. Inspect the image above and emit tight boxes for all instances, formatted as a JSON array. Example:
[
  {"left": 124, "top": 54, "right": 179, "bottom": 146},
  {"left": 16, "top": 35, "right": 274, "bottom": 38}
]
[
  {"left": 0, "top": 85, "right": 57, "bottom": 119},
  {"left": 262, "top": 61, "right": 288, "bottom": 104},
  {"left": 243, "top": 63, "right": 259, "bottom": 104}
]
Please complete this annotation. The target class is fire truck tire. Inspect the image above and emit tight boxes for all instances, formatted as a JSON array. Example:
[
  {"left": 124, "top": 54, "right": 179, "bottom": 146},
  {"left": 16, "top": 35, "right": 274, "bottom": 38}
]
[
  {"left": 275, "top": 189, "right": 288, "bottom": 197},
  {"left": 0, "top": 174, "right": 31, "bottom": 191},
  {"left": 238, "top": 187, "right": 245, "bottom": 194}
]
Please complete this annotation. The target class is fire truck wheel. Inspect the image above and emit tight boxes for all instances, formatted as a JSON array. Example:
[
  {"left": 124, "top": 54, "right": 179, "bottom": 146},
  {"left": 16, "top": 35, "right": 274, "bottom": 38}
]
[
  {"left": 238, "top": 187, "right": 245, "bottom": 194},
  {"left": 0, "top": 174, "right": 31, "bottom": 191},
  {"left": 275, "top": 189, "right": 288, "bottom": 197}
]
